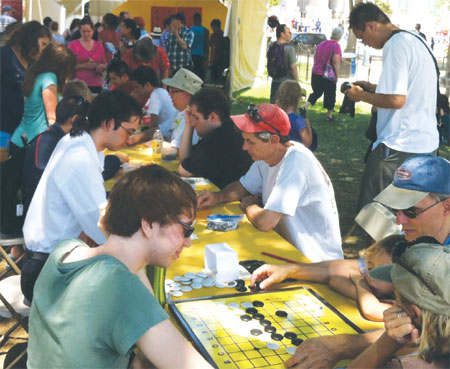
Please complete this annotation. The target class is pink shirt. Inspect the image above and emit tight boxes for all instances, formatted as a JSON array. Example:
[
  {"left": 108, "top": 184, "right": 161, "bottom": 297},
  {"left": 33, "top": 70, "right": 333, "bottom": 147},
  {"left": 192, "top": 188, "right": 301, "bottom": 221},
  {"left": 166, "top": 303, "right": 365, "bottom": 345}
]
[
  {"left": 312, "top": 40, "right": 342, "bottom": 75},
  {"left": 69, "top": 39, "right": 106, "bottom": 87}
]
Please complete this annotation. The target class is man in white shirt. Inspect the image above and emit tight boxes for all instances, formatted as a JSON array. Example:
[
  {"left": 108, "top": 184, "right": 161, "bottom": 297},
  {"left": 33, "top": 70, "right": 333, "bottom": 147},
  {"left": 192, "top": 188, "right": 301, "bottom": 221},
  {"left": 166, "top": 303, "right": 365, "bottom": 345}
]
[
  {"left": 197, "top": 103, "right": 343, "bottom": 262},
  {"left": 21, "top": 91, "right": 142, "bottom": 302},
  {"left": 126, "top": 66, "right": 177, "bottom": 144},
  {"left": 0, "top": 5, "right": 17, "bottom": 34},
  {"left": 345, "top": 3, "right": 439, "bottom": 212}
]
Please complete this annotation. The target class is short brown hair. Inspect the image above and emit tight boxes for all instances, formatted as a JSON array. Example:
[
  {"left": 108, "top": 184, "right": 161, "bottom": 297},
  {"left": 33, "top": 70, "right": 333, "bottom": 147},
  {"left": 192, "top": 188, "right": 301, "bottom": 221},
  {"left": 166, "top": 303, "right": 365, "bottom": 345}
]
[{"left": 102, "top": 165, "right": 197, "bottom": 237}]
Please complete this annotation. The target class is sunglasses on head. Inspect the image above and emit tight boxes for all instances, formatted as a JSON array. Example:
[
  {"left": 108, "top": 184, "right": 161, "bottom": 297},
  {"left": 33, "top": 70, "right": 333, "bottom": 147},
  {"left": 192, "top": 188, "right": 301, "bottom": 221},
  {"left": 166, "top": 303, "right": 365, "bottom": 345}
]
[
  {"left": 176, "top": 219, "right": 195, "bottom": 238},
  {"left": 246, "top": 104, "right": 281, "bottom": 135},
  {"left": 391, "top": 239, "right": 437, "bottom": 295}
]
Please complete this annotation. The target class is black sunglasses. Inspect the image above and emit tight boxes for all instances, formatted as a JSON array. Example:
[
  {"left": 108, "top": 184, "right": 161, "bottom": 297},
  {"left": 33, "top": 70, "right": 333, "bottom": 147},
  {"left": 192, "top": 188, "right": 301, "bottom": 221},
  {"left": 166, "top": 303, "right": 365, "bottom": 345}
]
[
  {"left": 392, "top": 240, "right": 437, "bottom": 295},
  {"left": 393, "top": 199, "right": 443, "bottom": 219},
  {"left": 176, "top": 219, "right": 195, "bottom": 238},
  {"left": 247, "top": 104, "right": 281, "bottom": 135}
]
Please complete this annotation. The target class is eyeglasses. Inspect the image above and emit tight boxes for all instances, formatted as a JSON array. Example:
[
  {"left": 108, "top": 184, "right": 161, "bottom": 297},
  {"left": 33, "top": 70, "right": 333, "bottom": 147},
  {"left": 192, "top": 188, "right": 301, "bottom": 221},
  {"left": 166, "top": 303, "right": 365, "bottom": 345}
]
[
  {"left": 247, "top": 104, "right": 281, "bottom": 135},
  {"left": 176, "top": 219, "right": 195, "bottom": 238},
  {"left": 392, "top": 239, "right": 437, "bottom": 295},
  {"left": 120, "top": 124, "right": 136, "bottom": 137},
  {"left": 394, "top": 199, "right": 443, "bottom": 219},
  {"left": 169, "top": 88, "right": 185, "bottom": 95}
]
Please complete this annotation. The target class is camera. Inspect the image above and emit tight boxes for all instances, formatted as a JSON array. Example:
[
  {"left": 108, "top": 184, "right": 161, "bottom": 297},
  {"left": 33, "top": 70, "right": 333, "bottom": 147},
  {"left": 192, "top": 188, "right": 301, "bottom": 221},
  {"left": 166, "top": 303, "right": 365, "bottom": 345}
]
[{"left": 339, "top": 82, "right": 355, "bottom": 118}]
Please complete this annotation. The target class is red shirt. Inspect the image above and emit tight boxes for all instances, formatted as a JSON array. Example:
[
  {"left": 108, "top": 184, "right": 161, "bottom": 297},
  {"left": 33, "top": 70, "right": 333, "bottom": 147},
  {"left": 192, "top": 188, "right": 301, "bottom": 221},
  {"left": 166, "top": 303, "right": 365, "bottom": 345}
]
[
  {"left": 99, "top": 29, "right": 120, "bottom": 63},
  {"left": 122, "top": 45, "right": 170, "bottom": 78}
]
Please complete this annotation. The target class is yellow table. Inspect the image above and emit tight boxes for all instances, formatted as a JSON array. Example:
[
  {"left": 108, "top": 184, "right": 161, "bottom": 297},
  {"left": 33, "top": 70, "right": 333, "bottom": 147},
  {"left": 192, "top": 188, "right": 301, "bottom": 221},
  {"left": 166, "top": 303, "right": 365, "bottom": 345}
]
[{"left": 106, "top": 145, "right": 383, "bottom": 367}]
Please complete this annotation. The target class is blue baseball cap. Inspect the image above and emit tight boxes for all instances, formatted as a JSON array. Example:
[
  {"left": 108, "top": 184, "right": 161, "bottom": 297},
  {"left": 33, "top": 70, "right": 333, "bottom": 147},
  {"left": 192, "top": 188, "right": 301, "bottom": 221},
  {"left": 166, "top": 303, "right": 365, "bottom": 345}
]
[
  {"left": 374, "top": 155, "right": 450, "bottom": 209},
  {"left": 2, "top": 5, "right": 14, "bottom": 12}
]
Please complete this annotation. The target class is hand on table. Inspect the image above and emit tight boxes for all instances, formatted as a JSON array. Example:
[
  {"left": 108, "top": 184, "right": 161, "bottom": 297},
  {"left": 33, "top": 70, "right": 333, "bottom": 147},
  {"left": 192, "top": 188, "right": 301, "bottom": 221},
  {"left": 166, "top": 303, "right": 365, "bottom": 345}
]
[
  {"left": 240, "top": 195, "right": 262, "bottom": 211},
  {"left": 383, "top": 306, "right": 420, "bottom": 346},
  {"left": 284, "top": 335, "right": 344, "bottom": 369},
  {"left": 197, "top": 190, "right": 219, "bottom": 209},
  {"left": 250, "top": 263, "right": 297, "bottom": 290}
]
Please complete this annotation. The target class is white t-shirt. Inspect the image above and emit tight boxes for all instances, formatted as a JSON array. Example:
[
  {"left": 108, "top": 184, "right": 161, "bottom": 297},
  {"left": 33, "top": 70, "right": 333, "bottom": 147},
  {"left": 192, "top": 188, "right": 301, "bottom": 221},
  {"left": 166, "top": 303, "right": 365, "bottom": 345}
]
[
  {"left": 170, "top": 109, "right": 200, "bottom": 149},
  {"left": 143, "top": 88, "right": 178, "bottom": 140},
  {"left": 375, "top": 31, "right": 439, "bottom": 153},
  {"left": 240, "top": 142, "right": 343, "bottom": 262},
  {"left": 24, "top": 132, "right": 107, "bottom": 253}
]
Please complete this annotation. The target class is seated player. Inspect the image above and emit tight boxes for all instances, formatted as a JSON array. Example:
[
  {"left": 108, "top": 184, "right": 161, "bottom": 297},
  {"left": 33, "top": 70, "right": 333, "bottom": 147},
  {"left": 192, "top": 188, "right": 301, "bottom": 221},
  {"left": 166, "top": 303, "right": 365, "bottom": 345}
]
[
  {"left": 178, "top": 87, "right": 253, "bottom": 189},
  {"left": 127, "top": 66, "right": 178, "bottom": 144},
  {"left": 197, "top": 103, "right": 343, "bottom": 262},
  {"left": 251, "top": 235, "right": 402, "bottom": 321},
  {"left": 348, "top": 243, "right": 450, "bottom": 368},
  {"left": 27, "top": 165, "right": 213, "bottom": 369},
  {"left": 106, "top": 59, "right": 133, "bottom": 95},
  {"left": 21, "top": 91, "right": 141, "bottom": 302}
]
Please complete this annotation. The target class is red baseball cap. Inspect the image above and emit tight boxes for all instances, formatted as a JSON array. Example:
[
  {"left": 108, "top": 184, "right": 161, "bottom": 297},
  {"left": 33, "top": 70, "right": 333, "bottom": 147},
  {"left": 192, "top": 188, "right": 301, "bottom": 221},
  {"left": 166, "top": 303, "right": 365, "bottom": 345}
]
[
  {"left": 231, "top": 104, "right": 291, "bottom": 136},
  {"left": 133, "top": 16, "right": 145, "bottom": 29}
]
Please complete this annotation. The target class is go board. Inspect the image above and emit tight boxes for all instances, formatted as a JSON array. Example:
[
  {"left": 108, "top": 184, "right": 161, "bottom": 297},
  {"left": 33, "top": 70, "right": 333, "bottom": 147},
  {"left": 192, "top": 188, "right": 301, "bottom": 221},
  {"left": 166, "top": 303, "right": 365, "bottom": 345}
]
[{"left": 169, "top": 287, "right": 363, "bottom": 369}]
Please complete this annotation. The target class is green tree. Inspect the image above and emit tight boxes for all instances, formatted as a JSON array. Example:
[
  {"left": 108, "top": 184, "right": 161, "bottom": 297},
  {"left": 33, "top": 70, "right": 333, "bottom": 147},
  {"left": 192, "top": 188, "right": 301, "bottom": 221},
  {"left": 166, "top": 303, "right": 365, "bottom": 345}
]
[{"left": 374, "top": 0, "right": 392, "bottom": 14}]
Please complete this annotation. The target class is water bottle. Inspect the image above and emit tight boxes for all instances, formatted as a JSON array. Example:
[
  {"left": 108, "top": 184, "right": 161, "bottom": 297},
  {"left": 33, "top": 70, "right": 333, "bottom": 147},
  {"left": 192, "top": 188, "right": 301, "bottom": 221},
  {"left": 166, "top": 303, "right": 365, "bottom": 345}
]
[
  {"left": 146, "top": 265, "right": 166, "bottom": 307},
  {"left": 152, "top": 129, "right": 163, "bottom": 159}
]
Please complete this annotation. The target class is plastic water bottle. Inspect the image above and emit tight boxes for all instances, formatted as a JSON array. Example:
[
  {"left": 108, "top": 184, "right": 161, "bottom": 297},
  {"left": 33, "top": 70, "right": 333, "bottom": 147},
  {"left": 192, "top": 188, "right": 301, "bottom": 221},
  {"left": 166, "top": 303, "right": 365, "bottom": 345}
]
[{"left": 152, "top": 129, "right": 163, "bottom": 159}]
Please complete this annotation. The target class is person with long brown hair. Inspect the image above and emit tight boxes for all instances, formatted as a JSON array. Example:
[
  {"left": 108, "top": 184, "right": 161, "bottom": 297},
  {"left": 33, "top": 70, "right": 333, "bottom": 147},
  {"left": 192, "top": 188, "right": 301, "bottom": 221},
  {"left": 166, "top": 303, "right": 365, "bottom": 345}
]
[
  {"left": 0, "top": 21, "right": 51, "bottom": 149},
  {"left": 10, "top": 42, "right": 76, "bottom": 148},
  {"left": 69, "top": 16, "right": 106, "bottom": 94}
]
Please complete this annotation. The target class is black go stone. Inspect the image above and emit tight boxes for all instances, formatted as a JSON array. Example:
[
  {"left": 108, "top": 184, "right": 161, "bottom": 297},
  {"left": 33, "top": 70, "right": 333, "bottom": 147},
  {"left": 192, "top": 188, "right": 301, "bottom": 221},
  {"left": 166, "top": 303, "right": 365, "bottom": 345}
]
[
  {"left": 253, "top": 300, "right": 264, "bottom": 307},
  {"left": 250, "top": 329, "right": 263, "bottom": 336},
  {"left": 264, "top": 325, "right": 276, "bottom": 333},
  {"left": 249, "top": 281, "right": 261, "bottom": 292},
  {"left": 235, "top": 279, "right": 245, "bottom": 287},
  {"left": 240, "top": 315, "right": 252, "bottom": 322},
  {"left": 275, "top": 310, "right": 288, "bottom": 318},
  {"left": 291, "top": 338, "right": 304, "bottom": 346},
  {"left": 284, "top": 332, "right": 297, "bottom": 340},
  {"left": 271, "top": 333, "right": 284, "bottom": 341},
  {"left": 245, "top": 307, "right": 258, "bottom": 315},
  {"left": 236, "top": 286, "right": 248, "bottom": 292},
  {"left": 259, "top": 319, "right": 271, "bottom": 327},
  {"left": 253, "top": 313, "right": 265, "bottom": 320}
]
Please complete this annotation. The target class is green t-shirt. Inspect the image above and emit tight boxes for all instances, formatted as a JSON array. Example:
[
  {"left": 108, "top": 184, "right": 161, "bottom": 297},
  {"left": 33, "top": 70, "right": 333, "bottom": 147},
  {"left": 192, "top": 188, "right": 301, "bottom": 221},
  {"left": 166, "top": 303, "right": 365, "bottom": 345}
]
[
  {"left": 273, "top": 44, "right": 297, "bottom": 83},
  {"left": 28, "top": 239, "right": 168, "bottom": 369},
  {"left": 11, "top": 72, "right": 57, "bottom": 147}
]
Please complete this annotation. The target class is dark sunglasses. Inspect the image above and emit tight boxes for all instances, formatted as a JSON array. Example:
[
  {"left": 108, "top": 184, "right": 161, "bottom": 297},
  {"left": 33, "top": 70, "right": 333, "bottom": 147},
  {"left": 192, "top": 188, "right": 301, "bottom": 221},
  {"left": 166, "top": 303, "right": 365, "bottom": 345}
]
[
  {"left": 392, "top": 240, "right": 437, "bottom": 295},
  {"left": 176, "top": 219, "right": 195, "bottom": 238},
  {"left": 247, "top": 104, "right": 281, "bottom": 135},
  {"left": 393, "top": 199, "right": 443, "bottom": 219}
]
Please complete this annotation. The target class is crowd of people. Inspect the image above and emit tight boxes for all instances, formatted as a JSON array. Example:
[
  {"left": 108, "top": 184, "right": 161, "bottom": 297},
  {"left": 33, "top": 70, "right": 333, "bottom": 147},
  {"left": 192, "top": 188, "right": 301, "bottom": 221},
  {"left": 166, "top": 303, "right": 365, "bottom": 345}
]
[{"left": 0, "top": 2, "right": 449, "bottom": 369}]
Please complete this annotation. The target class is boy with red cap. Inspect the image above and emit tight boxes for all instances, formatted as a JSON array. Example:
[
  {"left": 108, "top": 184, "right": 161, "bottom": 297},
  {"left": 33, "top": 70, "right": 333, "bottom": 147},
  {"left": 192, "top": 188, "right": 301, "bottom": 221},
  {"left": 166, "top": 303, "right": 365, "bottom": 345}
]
[{"left": 197, "top": 103, "right": 343, "bottom": 262}]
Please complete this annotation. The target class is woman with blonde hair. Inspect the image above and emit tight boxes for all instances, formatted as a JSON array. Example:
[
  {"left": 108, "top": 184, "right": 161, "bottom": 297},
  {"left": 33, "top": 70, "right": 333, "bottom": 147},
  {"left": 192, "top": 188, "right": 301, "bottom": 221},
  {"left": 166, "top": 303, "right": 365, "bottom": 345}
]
[
  {"left": 276, "top": 80, "right": 314, "bottom": 150},
  {"left": 11, "top": 42, "right": 76, "bottom": 148},
  {"left": 348, "top": 243, "right": 450, "bottom": 368}
]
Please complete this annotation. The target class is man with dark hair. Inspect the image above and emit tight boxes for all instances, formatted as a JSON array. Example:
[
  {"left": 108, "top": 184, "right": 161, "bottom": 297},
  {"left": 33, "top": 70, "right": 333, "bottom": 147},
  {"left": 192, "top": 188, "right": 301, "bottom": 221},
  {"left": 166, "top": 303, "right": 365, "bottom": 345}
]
[
  {"left": 197, "top": 103, "right": 342, "bottom": 261},
  {"left": 160, "top": 16, "right": 172, "bottom": 50},
  {"left": 127, "top": 66, "right": 177, "bottom": 143},
  {"left": 345, "top": 2, "right": 439, "bottom": 213},
  {"left": 107, "top": 59, "right": 133, "bottom": 94},
  {"left": 178, "top": 87, "right": 252, "bottom": 189},
  {"left": 414, "top": 23, "right": 426, "bottom": 40},
  {"left": 267, "top": 24, "right": 298, "bottom": 103},
  {"left": 27, "top": 165, "right": 213, "bottom": 369},
  {"left": 166, "top": 12, "right": 194, "bottom": 74},
  {"left": 0, "top": 5, "right": 17, "bottom": 34},
  {"left": 190, "top": 13, "right": 209, "bottom": 80},
  {"left": 20, "top": 91, "right": 142, "bottom": 302},
  {"left": 208, "top": 19, "right": 228, "bottom": 83}
]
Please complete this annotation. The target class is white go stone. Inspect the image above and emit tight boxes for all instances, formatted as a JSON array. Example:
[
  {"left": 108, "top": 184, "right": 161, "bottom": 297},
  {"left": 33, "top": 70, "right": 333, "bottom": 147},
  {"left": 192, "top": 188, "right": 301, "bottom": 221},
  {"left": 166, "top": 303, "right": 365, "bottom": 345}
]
[
  {"left": 196, "top": 272, "right": 208, "bottom": 278},
  {"left": 181, "top": 280, "right": 192, "bottom": 285},
  {"left": 165, "top": 279, "right": 174, "bottom": 285},
  {"left": 192, "top": 277, "right": 204, "bottom": 284},
  {"left": 286, "top": 347, "right": 296, "bottom": 355},
  {"left": 191, "top": 283, "right": 203, "bottom": 289},
  {"left": 202, "top": 278, "right": 215, "bottom": 287},
  {"left": 215, "top": 281, "right": 227, "bottom": 288},
  {"left": 227, "top": 302, "right": 240, "bottom": 309},
  {"left": 171, "top": 290, "right": 183, "bottom": 297},
  {"left": 227, "top": 281, "right": 237, "bottom": 288},
  {"left": 267, "top": 342, "right": 280, "bottom": 350},
  {"left": 241, "top": 302, "right": 253, "bottom": 308},
  {"left": 184, "top": 272, "right": 196, "bottom": 279},
  {"left": 173, "top": 276, "right": 183, "bottom": 282},
  {"left": 181, "top": 286, "right": 192, "bottom": 292}
]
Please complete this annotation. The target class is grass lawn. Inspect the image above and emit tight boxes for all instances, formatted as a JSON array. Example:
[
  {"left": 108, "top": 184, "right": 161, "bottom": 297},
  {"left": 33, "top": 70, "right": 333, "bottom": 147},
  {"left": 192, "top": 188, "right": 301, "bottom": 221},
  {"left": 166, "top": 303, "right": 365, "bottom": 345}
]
[{"left": 231, "top": 79, "right": 450, "bottom": 257}]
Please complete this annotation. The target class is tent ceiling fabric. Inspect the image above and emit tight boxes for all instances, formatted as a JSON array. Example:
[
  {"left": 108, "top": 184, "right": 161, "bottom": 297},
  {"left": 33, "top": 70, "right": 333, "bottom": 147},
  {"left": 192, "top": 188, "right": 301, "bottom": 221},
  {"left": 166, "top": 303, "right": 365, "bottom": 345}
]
[{"left": 56, "top": 0, "right": 124, "bottom": 17}]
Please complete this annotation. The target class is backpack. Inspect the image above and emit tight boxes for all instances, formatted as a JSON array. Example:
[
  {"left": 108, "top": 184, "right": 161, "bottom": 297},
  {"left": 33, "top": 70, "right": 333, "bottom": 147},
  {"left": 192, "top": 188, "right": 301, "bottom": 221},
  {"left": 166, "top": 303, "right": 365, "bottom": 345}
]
[{"left": 267, "top": 42, "right": 288, "bottom": 78}]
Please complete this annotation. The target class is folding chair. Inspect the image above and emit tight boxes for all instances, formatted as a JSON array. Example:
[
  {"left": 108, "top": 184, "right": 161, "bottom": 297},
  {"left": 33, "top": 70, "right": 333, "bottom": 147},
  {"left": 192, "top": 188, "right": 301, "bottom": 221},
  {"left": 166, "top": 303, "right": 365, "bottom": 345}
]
[
  {"left": 342, "top": 202, "right": 402, "bottom": 244},
  {"left": 0, "top": 234, "right": 25, "bottom": 278}
]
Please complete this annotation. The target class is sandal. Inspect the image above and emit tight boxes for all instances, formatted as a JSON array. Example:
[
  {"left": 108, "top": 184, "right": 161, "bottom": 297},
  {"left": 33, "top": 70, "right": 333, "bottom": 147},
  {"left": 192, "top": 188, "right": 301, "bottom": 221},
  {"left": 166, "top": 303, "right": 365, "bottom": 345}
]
[{"left": 325, "top": 116, "right": 337, "bottom": 122}]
